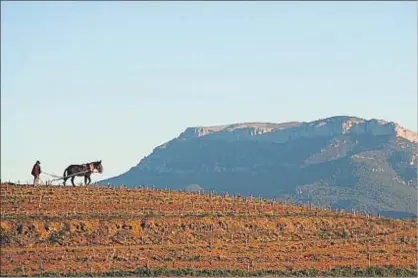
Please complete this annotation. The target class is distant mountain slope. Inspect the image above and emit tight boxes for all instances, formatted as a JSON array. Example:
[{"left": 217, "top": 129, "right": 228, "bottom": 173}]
[{"left": 99, "top": 116, "right": 418, "bottom": 217}]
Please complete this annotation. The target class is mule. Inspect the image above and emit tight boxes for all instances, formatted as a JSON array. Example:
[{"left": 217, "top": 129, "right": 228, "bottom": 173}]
[{"left": 63, "top": 160, "right": 103, "bottom": 186}]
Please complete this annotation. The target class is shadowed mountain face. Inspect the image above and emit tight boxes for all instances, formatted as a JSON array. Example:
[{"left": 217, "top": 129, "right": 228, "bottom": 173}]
[{"left": 99, "top": 116, "right": 418, "bottom": 218}]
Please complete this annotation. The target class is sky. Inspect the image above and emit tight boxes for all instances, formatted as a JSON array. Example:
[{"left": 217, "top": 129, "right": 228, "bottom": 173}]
[{"left": 1, "top": 1, "right": 417, "bottom": 184}]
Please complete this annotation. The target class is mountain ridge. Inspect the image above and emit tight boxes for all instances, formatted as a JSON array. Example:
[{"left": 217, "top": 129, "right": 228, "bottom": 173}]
[
  {"left": 99, "top": 115, "right": 418, "bottom": 218},
  {"left": 174, "top": 116, "right": 417, "bottom": 143}
]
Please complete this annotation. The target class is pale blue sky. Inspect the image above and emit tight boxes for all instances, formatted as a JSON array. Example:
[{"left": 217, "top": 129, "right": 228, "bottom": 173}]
[{"left": 1, "top": 1, "right": 417, "bottom": 183}]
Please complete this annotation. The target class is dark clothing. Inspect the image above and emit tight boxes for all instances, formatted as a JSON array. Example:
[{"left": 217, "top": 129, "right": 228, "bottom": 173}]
[{"left": 31, "top": 163, "right": 41, "bottom": 177}]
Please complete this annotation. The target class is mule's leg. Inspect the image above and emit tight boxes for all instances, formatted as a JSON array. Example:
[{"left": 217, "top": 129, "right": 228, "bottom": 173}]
[
  {"left": 63, "top": 177, "right": 67, "bottom": 186},
  {"left": 84, "top": 173, "right": 91, "bottom": 186},
  {"left": 71, "top": 176, "right": 76, "bottom": 187}
]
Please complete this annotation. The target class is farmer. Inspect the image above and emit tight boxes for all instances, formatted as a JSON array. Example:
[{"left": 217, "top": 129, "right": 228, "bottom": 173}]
[{"left": 31, "top": 160, "right": 41, "bottom": 187}]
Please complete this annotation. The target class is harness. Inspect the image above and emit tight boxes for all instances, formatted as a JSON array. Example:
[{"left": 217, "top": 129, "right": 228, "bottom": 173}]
[
  {"left": 42, "top": 164, "right": 100, "bottom": 185},
  {"left": 87, "top": 163, "right": 94, "bottom": 172}
]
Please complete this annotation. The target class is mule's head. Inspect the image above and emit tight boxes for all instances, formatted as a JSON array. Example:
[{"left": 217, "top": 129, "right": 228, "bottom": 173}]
[{"left": 92, "top": 160, "right": 103, "bottom": 173}]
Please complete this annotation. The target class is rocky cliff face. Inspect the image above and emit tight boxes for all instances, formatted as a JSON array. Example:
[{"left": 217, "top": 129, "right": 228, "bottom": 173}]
[
  {"left": 175, "top": 116, "right": 417, "bottom": 143},
  {"left": 99, "top": 116, "right": 417, "bottom": 218}
]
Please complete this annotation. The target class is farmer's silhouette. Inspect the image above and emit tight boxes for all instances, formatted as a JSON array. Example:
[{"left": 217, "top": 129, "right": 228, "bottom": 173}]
[{"left": 31, "top": 160, "right": 41, "bottom": 187}]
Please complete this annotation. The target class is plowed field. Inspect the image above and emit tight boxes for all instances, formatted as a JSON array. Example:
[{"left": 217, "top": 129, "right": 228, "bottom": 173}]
[{"left": 1, "top": 183, "right": 417, "bottom": 276}]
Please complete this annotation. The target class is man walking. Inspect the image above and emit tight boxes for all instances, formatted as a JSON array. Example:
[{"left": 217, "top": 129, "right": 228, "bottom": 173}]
[{"left": 31, "top": 160, "right": 41, "bottom": 187}]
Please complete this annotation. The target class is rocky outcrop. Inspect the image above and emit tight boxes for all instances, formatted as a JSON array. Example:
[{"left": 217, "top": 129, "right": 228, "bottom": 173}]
[
  {"left": 174, "top": 116, "right": 417, "bottom": 144},
  {"left": 177, "top": 122, "right": 301, "bottom": 141}
]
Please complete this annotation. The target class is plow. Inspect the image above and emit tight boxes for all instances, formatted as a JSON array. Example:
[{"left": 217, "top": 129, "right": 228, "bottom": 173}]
[{"left": 42, "top": 170, "right": 96, "bottom": 185}]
